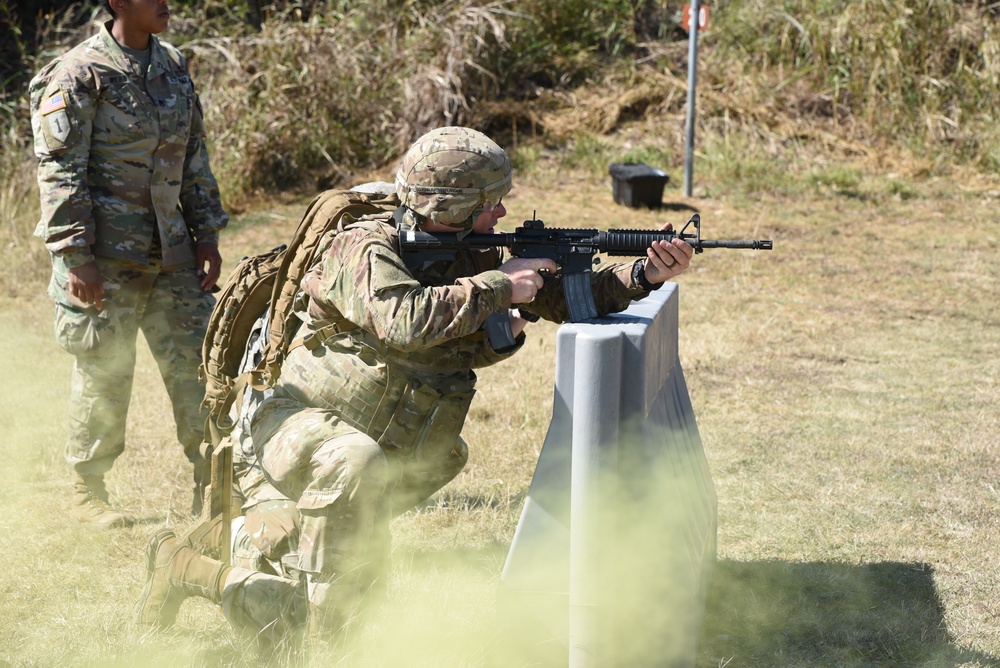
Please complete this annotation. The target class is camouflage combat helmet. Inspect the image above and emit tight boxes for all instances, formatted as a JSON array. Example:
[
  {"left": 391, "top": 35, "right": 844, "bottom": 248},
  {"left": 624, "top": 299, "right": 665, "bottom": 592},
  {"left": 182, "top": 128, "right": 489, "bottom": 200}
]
[{"left": 395, "top": 126, "right": 512, "bottom": 229}]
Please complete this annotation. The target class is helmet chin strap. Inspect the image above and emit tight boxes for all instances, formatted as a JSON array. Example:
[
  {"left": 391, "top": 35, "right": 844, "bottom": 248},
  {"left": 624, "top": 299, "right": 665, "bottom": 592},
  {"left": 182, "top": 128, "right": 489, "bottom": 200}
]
[
  {"left": 455, "top": 208, "right": 481, "bottom": 240},
  {"left": 394, "top": 206, "right": 420, "bottom": 232},
  {"left": 411, "top": 209, "right": 479, "bottom": 237}
]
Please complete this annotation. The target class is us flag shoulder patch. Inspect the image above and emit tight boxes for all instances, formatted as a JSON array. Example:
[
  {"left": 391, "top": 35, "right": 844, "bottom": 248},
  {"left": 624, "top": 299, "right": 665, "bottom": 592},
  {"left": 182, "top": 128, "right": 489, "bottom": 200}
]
[{"left": 40, "top": 92, "right": 67, "bottom": 115}]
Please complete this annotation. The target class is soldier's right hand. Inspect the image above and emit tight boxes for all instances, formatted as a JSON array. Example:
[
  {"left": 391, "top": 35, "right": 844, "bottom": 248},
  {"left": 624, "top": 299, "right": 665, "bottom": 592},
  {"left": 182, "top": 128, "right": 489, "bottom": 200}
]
[
  {"left": 499, "top": 258, "right": 558, "bottom": 304},
  {"left": 68, "top": 261, "right": 106, "bottom": 311}
]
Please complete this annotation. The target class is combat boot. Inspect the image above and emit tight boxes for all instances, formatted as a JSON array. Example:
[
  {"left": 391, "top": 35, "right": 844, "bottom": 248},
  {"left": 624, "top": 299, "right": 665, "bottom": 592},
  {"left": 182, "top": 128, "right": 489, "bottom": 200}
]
[
  {"left": 71, "top": 474, "right": 128, "bottom": 529},
  {"left": 137, "top": 529, "right": 231, "bottom": 629}
]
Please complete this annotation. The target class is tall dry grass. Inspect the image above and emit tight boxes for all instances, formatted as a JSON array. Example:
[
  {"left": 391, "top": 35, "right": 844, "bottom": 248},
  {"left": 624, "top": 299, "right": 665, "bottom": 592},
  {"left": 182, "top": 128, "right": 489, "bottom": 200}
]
[
  {"left": 710, "top": 0, "right": 1000, "bottom": 163},
  {"left": 0, "top": 108, "right": 44, "bottom": 298}
]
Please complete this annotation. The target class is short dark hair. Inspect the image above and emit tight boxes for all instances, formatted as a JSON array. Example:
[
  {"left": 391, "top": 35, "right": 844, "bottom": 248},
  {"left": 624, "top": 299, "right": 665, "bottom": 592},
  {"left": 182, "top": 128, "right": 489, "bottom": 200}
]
[{"left": 101, "top": 1, "right": 117, "bottom": 19}]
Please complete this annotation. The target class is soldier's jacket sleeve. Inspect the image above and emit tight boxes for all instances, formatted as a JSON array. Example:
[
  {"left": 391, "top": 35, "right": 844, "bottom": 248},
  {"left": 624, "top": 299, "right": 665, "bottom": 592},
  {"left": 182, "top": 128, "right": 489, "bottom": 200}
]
[
  {"left": 471, "top": 329, "right": 526, "bottom": 367},
  {"left": 318, "top": 227, "right": 514, "bottom": 352},
  {"left": 179, "top": 90, "right": 227, "bottom": 245},
  {"left": 31, "top": 66, "right": 98, "bottom": 267},
  {"left": 518, "top": 253, "right": 647, "bottom": 323}
]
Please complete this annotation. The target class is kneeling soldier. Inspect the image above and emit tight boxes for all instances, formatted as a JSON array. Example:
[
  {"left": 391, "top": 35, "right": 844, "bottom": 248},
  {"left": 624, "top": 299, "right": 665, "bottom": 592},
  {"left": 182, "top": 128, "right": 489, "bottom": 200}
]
[{"left": 137, "top": 126, "right": 693, "bottom": 655}]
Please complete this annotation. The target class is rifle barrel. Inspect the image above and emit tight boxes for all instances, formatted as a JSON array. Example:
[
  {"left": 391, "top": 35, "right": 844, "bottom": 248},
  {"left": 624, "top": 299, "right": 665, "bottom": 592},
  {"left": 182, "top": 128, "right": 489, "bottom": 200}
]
[{"left": 699, "top": 239, "right": 773, "bottom": 250}]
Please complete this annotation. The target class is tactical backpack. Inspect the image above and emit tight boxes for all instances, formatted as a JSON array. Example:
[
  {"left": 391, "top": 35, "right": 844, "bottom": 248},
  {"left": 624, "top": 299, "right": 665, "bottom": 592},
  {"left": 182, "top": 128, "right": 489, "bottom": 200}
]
[{"left": 199, "top": 188, "right": 400, "bottom": 447}]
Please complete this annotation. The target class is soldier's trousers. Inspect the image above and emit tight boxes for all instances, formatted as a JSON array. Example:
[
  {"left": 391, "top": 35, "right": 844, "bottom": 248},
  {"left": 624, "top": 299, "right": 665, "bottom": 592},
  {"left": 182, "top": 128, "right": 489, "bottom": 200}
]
[
  {"left": 220, "top": 394, "right": 469, "bottom": 637},
  {"left": 49, "top": 255, "right": 214, "bottom": 475}
]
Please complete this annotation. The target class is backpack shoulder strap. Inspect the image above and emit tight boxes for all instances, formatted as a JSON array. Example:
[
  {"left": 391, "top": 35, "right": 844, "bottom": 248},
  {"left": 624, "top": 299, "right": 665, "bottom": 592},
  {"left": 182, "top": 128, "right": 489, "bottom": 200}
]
[{"left": 262, "top": 189, "right": 399, "bottom": 385}]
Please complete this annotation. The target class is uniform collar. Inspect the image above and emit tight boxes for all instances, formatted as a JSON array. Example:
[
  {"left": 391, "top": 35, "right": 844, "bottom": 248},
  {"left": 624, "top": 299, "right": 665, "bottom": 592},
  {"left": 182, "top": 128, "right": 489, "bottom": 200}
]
[
  {"left": 97, "top": 21, "right": 130, "bottom": 73},
  {"left": 98, "top": 20, "right": 173, "bottom": 79}
]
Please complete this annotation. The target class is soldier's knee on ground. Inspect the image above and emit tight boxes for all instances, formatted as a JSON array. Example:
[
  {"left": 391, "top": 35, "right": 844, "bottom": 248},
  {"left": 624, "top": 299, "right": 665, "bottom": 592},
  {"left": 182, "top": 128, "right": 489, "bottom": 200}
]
[{"left": 221, "top": 569, "right": 307, "bottom": 644}]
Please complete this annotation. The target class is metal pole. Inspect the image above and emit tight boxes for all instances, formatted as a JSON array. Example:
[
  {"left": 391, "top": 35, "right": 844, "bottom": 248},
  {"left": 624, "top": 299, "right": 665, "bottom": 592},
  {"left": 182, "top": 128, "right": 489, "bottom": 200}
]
[{"left": 683, "top": 0, "right": 701, "bottom": 198}]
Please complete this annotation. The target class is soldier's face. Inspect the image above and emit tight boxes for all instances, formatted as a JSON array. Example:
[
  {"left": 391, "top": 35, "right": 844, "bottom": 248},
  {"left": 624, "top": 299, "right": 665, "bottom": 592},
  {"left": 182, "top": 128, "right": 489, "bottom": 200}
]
[
  {"left": 115, "top": 0, "right": 170, "bottom": 35},
  {"left": 472, "top": 199, "right": 506, "bottom": 234}
]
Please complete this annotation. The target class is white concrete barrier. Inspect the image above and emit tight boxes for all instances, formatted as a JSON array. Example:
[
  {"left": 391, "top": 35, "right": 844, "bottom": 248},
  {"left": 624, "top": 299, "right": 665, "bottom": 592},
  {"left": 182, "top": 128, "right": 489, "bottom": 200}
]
[{"left": 498, "top": 284, "right": 717, "bottom": 667}]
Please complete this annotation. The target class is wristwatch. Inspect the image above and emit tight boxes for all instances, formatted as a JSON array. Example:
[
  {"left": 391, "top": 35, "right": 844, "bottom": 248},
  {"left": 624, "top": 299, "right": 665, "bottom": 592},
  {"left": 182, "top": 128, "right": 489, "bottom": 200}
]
[{"left": 631, "top": 258, "right": 660, "bottom": 292}]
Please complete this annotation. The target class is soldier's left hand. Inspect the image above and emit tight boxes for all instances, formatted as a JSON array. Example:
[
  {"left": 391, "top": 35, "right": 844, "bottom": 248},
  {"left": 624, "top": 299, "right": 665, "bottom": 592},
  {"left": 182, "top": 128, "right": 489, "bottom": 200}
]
[
  {"left": 68, "top": 261, "right": 105, "bottom": 310},
  {"left": 196, "top": 243, "right": 223, "bottom": 291},
  {"left": 642, "top": 222, "right": 694, "bottom": 285}
]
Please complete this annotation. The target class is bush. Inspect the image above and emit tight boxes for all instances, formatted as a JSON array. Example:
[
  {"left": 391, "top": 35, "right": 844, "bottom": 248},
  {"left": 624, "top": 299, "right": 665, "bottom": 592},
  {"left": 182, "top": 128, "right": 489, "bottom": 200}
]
[{"left": 176, "top": 0, "right": 667, "bottom": 202}]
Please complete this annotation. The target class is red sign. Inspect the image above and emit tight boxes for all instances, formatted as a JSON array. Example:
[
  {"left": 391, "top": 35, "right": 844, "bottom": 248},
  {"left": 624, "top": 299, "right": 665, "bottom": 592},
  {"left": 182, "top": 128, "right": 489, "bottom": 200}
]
[{"left": 682, "top": 4, "right": 710, "bottom": 32}]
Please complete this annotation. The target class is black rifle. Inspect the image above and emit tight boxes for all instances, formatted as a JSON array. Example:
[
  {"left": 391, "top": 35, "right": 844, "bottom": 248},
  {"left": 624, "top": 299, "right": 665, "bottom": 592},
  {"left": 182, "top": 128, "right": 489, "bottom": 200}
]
[{"left": 399, "top": 213, "right": 772, "bottom": 347}]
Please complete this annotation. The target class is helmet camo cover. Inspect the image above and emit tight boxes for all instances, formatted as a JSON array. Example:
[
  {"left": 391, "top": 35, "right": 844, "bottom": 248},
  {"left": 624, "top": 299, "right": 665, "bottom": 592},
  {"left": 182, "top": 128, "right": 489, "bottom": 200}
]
[{"left": 395, "top": 126, "right": 512, "bottom": 228}]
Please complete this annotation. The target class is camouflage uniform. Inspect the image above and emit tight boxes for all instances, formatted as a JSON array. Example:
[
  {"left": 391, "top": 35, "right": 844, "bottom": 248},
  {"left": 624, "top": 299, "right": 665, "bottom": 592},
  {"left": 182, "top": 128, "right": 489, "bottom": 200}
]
[
  {"left": 216, "top": 212, "right": 650, "bottom": 639},
  {"left": 138, "top": 128, "right": 653, "bottom": 650},
  {"left": 30, "top": 23, "right": 228, "bottom": 479}
]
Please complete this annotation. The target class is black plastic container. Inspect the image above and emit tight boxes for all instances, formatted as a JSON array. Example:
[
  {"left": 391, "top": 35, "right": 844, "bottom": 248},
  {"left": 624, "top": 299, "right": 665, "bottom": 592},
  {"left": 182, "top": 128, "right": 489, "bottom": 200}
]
[{"left": 609, "top": 163, "right": 670, "bottom": 208}]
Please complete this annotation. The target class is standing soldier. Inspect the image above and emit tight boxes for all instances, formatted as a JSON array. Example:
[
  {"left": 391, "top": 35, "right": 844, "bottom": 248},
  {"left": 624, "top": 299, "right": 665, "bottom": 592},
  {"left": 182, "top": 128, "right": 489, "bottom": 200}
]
[
  {"left": 29, "top": 0, "right": 228, "bottom": 528},
  {"left": 136, "top": 126, "right": 694, "bottom": 656}
]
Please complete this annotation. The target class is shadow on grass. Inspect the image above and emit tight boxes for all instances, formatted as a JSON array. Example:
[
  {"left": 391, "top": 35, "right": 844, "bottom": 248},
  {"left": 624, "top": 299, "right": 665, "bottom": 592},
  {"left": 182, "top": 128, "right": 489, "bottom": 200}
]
[
  {"left": 613, "top": 201, "right": 699, "bottom": 213},
  {"left": 698, "top": 559, "right": 1000, "bottom": 667},
  {"left": 658, "top": 201, "right": 700, "bottom": 213}
]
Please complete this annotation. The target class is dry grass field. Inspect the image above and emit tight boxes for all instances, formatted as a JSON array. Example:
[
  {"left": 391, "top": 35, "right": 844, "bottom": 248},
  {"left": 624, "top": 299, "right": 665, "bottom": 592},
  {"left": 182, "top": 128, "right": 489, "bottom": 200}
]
[
  {"left": 3, "top": 2, "right": 998, "bottom": 665},
  {"left": 1, "top": 160, "right": 999, "bottom": 667}
]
